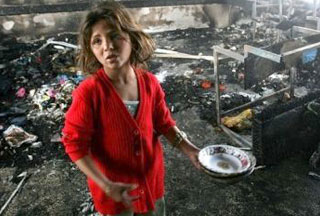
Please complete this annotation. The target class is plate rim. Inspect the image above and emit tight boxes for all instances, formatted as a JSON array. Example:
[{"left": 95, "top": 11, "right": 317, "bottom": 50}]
[{"left": 198, "top": 144, "right": 251, "bottom": 176}]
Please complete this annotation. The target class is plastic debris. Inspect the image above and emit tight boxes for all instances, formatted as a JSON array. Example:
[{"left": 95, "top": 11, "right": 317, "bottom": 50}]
[
  {"left": 16, "top": 87, "right": 26, "bottom": 98},
  {"left": 31, "top": 141, "right": 42, "bottom": 148},
  {"left": 308, "top": 171, "right": 320, "bottom": 181},
  {"left": 302, "top": 48, "right": 317, "bottom": 64},
  {"left": 51, "top": 133, "right": 61, "bottom": 143},
  {"left": 3, "top": 125, "right": 38, "bottom": 148},
  {"left": 219, "top": 84, "right": 226, "bottom": 92},
  {"left": 57, "top": 75, "right": 69, "bottom": 85},
  {"left": 222, "top": 109, "right": 253, "bottom": 131},
  {"left": 200, "top": 80, "right": 212, "bottom": 89}
]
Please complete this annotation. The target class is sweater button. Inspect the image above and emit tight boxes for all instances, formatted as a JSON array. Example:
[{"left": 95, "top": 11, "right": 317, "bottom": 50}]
[
  {"left": 135, "top": 150, "right": 141, "bottom": 156},
  {"left": 140, "top": 189, "right": 144, "bottom": 194},
  {"left": 134, "top": 130, "right": 139, "bottom": 136}
]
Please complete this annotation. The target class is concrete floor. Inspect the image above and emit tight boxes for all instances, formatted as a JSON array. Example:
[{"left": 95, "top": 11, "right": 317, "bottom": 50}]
[{"left": 163, "top": 106, "right": 320, "bottom": 216}]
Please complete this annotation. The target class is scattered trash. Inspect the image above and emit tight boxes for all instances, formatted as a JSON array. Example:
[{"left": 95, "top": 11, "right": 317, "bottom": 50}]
[
  {"left": 219, "top": 84, "right": 226, "bottom": 92},
  {"left": 308, "top": 171, "right": 320, "bottom": 181},
  {"left": 57, "top": 74, "right": 69, "bottom": 84},
  {"left": 10, "top": 116, "right": 27, "bottom": 126},
  {"left": 307, "top": 100, "right": 320, "bottom": 117},
  {"left": 238, "top": 72, "right": 245, "bottom": 81},
  {"left": 254, "top": 165, "right": 267, "bottom": 171},
  {"left": 31, "top": 141, "right": 42, "bottom": 148},
  {"left": 201, "top": 80, "right": 212, "bottom": 89},
  {"left": 16, "top": 87, "right": 26, "bottom": 98},
  {"left": 51, "top": 133, "right": 61, "bottom": 143},
  {"left": 187, "top": 99, "right": 200, "bottom": 105},
  {"left": 302, "top": 48, "right": 317, "bottom": 64},
  {"left": 193, "top": 67, "right": 204, "bottom": 74},
  {"left": 3, "top": 125, "right": 38, "bottom": 148},
  {"left": 222, "top": 109, "right": 253, "bottom": 131}
]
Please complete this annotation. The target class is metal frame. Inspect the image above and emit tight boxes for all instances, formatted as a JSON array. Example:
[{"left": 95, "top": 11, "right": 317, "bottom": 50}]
[
  {"left": 306, "top": 0, "right": 320, "bottom": 30},
  {"left": 251, "top": 0, "right": 286, "bottom": 41},
  {"left": 291, "top": 25, "right": 320, "bottom": 37},
  {"left": 253, "top": 0, "right": 320, "bottom": 32},
  {"left": 212, "top": 30, "right": 320, "bottom": 149}
]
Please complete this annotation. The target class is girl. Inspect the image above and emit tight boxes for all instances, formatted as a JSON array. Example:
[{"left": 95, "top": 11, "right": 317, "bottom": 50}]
[{"left": 61, "top": 1, "right": 200, "bottom": 215}]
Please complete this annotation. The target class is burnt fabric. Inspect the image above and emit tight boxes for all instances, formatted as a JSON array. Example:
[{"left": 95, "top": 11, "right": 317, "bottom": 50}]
[{"left": 61, "top": 68, "right": 176, "bottom": 215}]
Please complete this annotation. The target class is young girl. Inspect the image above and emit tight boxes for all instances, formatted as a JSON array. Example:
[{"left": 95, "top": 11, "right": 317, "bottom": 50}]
[{"left": 61, "top": 1, "right": 200, "bottom": 215}]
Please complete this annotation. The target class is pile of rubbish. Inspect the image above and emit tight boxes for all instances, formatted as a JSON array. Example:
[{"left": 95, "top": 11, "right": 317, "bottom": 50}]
[{"left": 0, "top": 34, "right": 84, "bottom": 161}]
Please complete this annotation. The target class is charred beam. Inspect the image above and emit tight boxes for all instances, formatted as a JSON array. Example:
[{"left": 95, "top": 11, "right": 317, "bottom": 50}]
[{"left": 0, "top": 0, "right": 253, "bottom": 16}]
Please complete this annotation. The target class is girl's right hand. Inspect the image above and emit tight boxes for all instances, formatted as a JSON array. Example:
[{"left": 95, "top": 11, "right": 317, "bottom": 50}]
[{"left": 105, "top": 182, "right": 140, "bottom": 208}]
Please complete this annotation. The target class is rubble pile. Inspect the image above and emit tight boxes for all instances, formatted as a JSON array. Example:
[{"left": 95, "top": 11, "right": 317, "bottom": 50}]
[
  {"left": 298, "top": 50, "right": 320, "bottom": 89},
  {"left": 152, "top": 20, "right": 284, "bottom": 56},
  {"left": 0, "top": 34, "right": 83, "bottom": 164}
]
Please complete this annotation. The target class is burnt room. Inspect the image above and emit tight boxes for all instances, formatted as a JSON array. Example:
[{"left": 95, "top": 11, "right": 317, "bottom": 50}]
[{"left": 1, "top": 0, "right": 320, "bottom": 215}]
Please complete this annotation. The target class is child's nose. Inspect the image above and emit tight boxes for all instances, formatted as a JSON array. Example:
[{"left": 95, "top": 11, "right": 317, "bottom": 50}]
[{"left": 104, "top": 39, "right": 114, "bottom": 51}]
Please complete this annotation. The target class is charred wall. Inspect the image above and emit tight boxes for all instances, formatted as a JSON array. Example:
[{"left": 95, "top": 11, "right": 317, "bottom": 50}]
[{"left": 0, "top": 1, "right": 243, "bottom": 41}]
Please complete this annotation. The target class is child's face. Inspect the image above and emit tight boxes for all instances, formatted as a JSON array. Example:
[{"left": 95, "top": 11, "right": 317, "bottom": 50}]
[{"left": 90, "top": 19, "right": 132, "bottom": 71}]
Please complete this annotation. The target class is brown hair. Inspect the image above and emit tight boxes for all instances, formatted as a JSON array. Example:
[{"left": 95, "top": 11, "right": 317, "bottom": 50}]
[{"left": 77, "top": 0, "right": 156, "bottom": 75}]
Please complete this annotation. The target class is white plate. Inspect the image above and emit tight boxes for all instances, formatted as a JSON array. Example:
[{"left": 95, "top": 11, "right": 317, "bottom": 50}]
[{"left": 198, "top": 145, "right": 251, "bottom": 176}]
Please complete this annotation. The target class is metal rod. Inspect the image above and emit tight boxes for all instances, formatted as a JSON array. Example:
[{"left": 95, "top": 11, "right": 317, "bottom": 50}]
[
  {"left": 277, "top": 0, "right": 283, "bottom": 43},
  {"left": 256, "top": 4, "right": 281, "bottom": 8},
  {"left": 289, "top": 67, "right": 296, "bottom": 97},
  {"left": 0, "top": 172, "right": 28, "bottom": 215},
  {"left": 221, "top": 87, "right": 291, "bottom": 116},
  {"left": 252, "top": 0, "right": 257, "bottom": 40},
  {"left": 252, "top": 0, "right": 257, "bottom": 18},
  {"left": 220, "top": 125, "right": 252, "bottom": 148},
  {"left": 279, "top": 0, "right": 283, "bottom": 21},
  {"left": 154, "top": 53, "right": 214, "bottom": 62},
  {"left": 244, "top": 45, "right": 282, "bottom": 63},
  {"left": 214, "top": 50, "right": 221, "bottom": 126},
  {"left": 282, "top": 41, "right": 320, "bottom": 57},
  {"left": 292, "top": 25, "right": 320, "bottom": 35},
  {"left": 313, "top": 0, "right": 317, "bottom": 18},
  {"left": 213, "top": 46, "right": 245, "bottom": 62}
]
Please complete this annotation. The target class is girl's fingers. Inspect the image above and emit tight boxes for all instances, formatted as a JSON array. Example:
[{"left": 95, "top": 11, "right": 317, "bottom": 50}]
[
  {"left": 129, "top": 184, "right": 138, "bottom": 191},
  {"left": 121, "top": 190, "right": 140, "bottom": 207},
  {"left": 120, "top": 183, "right": 138, "bottom": 191},
  {"left": 191, "top": 154, "right": 201, "bottom": 170},
  {"left": 128, "top": 195, "right": 140, "bottom": 202},
  {"left": 121, "top": 191, "right": 131, "bottom": 207}
]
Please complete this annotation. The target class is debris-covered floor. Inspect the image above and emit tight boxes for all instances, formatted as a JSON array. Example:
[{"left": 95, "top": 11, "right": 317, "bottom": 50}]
[{"left": 1, "top": 22, "right": 320, "bottom": 216}]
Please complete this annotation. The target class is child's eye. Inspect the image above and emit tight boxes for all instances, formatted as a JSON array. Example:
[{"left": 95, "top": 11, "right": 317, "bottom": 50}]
[{"left": 92, "top": 38, "right": 102, "bottom": 45}]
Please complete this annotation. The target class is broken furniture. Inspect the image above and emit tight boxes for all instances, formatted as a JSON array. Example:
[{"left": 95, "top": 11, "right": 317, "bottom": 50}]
[
  {"left": 251, "top": 0, "right": 320, "bottom": 43},
  {"left": 213, "top": 25, "right": 320, "bottom": 165}
]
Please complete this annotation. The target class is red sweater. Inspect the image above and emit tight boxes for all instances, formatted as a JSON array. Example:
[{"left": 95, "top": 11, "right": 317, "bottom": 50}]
[{"left": 61, "top": 68, "right": 176, "bottom": 214}]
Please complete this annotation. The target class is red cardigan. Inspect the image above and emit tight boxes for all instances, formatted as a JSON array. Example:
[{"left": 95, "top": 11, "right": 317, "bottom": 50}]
[{"left": 61, "top": 68, "right": 176, "bottom": 214}]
